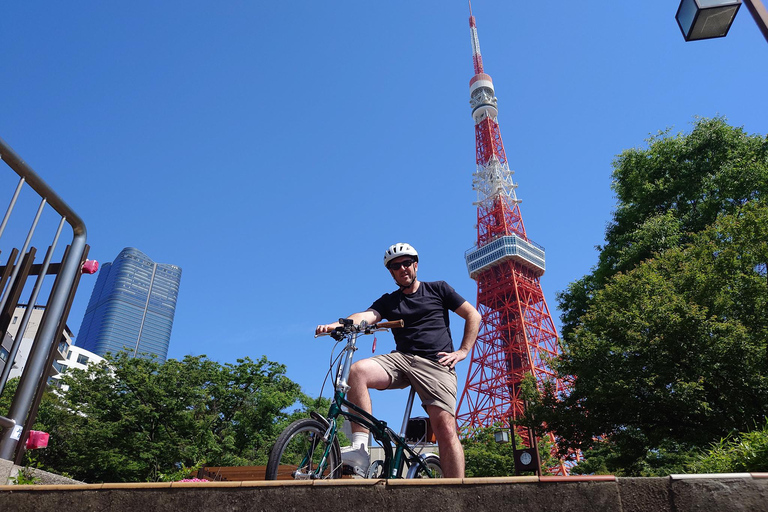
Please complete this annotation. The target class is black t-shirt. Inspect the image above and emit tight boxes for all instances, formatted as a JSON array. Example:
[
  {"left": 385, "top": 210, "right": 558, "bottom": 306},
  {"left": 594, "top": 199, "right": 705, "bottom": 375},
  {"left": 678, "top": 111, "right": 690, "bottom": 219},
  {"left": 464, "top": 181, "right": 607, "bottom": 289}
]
[{"left": 368, "top": 280, "right": 467, "bottom": 361}]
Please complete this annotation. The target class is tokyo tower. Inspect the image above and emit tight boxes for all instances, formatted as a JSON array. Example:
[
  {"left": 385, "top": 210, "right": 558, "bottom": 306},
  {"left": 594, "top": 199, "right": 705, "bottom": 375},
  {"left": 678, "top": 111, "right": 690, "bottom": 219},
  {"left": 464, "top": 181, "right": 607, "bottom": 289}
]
[{"left": 455, "top": 4, "right": 571, "bottom": 474}]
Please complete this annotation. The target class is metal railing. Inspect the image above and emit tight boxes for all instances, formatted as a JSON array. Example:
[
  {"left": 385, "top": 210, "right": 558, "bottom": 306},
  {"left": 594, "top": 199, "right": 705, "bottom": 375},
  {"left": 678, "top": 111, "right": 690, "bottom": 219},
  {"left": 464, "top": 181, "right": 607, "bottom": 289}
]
[{"left": 0, "top": 135, "right": 88, "bottom": 461}]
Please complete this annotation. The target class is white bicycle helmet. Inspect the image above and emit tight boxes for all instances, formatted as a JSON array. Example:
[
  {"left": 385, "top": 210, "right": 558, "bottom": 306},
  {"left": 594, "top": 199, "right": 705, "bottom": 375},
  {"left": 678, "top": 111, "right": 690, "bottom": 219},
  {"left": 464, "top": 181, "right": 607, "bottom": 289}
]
[{"left": 383, "top": 243, "right": 419, "bottom": 268}]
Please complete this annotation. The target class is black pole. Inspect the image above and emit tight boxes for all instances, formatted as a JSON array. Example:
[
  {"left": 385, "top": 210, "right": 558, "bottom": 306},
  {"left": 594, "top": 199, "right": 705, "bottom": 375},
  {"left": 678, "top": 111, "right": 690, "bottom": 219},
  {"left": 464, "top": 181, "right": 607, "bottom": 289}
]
[
  {"left": 744, "top": 0, "right": 768, "bottom": 43},
  {"left": 14, "top": 246, "right": 87, "bottom": 465}
]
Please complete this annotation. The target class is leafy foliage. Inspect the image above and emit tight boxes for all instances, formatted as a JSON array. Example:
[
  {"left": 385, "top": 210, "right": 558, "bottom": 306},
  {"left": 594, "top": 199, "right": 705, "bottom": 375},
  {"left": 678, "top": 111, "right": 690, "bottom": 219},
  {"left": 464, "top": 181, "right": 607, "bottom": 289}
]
[
  {"left": 691, "top": 420, "right": 768, "bottom": 473},
  {"left": 535, "top": 118, "right": 768, "bottom": 476},
  {"left": 541, "top": 202, "right": 768, "bottom": 474},
  {"left": 0, "top": 377, "right": 20, "bottom": 415},
  {"left": 10, "top": 465, "right": 40, "bottom": 485},
  {"left": 23, "top": 353, "right": 319, "bottom": 482},
  {"left": 462, "top": 425, "right": 517, "bottom": 477},
  {"left": 462, "top": 423, "right": 560, "bottom": 477},
  {"left": 559, "top": 117, "right": 768, "bottom": 341},
  {"left": 568, "top": 440, "right": 698, "bottom": 477}
]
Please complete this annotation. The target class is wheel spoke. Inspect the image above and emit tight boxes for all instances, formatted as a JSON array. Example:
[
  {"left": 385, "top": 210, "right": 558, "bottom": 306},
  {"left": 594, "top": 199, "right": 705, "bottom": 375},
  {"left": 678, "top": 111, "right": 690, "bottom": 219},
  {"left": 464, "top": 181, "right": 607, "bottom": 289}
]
[{"left": 266, "top": 419, "right": 341, "bottom": 480}]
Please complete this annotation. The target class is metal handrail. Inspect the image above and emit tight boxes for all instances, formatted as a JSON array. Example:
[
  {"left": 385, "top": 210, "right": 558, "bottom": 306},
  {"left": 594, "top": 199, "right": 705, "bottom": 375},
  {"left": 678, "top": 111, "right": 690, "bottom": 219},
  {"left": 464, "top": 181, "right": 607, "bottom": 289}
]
[
  {"left": 0, "top": 136, "right": 86, "bottom": 235},
  {"left": 0, "top": 136, "right": 88, "bottom": 460}
]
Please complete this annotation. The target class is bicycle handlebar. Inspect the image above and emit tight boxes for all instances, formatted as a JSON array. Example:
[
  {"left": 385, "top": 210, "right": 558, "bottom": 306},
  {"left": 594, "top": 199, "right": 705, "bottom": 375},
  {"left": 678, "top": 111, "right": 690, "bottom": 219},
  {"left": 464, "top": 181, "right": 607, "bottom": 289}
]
[
  {"left": 315, "top": 319, "right": 404, "bottom": 338},
  {"left": 372, "top": 319, "right": 404, "bottom": 330}
]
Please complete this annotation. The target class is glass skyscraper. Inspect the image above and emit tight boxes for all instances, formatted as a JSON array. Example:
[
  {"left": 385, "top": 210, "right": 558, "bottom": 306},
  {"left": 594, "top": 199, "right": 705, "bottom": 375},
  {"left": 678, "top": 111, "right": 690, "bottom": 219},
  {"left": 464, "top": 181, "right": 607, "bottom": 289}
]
[{"left": 76, "top": 247, "right": 182, "bottom": 363}]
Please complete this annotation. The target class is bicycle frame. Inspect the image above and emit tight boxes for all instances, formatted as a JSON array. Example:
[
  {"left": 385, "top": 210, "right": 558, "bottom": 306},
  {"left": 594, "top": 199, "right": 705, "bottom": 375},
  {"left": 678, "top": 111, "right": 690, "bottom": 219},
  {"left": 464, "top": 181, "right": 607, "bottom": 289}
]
[{"left": 318, "top": 322, "right": 437, "bottom": 479}]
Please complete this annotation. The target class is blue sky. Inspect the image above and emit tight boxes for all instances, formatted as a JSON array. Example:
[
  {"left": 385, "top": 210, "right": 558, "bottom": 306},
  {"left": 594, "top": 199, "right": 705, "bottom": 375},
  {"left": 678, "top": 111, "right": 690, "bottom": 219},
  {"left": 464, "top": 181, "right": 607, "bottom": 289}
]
[{"left": 2, "top": 1, "right": 767, "bottom": 429}]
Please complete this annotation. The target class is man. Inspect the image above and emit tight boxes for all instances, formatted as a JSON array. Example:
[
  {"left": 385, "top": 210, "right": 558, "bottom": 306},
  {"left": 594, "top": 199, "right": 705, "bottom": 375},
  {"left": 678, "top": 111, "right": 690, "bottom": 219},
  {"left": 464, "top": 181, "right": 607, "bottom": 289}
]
[{"left": 316, "top": 242, "right": 481, "bottom": 478}]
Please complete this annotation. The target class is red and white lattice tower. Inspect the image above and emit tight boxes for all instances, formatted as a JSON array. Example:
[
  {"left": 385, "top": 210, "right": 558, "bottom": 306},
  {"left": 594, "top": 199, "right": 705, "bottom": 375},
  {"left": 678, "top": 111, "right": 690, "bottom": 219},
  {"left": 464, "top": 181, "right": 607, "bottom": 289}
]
[{"left": 455, "top": 5, "right": 571, "bottom": 475}]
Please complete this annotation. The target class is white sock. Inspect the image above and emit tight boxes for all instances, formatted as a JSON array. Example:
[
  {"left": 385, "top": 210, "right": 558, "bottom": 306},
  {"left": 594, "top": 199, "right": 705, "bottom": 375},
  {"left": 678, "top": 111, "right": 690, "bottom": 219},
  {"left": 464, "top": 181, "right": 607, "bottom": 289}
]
[{"left": 351, "top": 432, "right": 369, "bottom": 452}]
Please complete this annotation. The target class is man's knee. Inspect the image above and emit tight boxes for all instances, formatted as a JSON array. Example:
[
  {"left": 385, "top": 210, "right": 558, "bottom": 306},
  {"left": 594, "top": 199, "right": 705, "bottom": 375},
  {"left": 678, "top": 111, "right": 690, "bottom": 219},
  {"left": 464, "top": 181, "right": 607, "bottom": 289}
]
[
  {"left": 427, "top": 406, "right": 458, "bottom": 443},
  {"left": 348, "top": 361, "right": 363, "bottom": 382},
  {"left": 349, "top": 359, "right": 390, "bottom": 390}
]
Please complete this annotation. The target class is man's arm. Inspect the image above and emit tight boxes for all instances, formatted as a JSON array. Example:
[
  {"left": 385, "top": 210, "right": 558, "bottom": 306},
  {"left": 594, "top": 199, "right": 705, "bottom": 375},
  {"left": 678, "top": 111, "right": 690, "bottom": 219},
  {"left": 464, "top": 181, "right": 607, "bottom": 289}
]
[
  {"left": 315, "top": 309, "right": 382, "bottom": 335},
  {"left": 437, "top": 301, "right": 481, "bottom": 369}
]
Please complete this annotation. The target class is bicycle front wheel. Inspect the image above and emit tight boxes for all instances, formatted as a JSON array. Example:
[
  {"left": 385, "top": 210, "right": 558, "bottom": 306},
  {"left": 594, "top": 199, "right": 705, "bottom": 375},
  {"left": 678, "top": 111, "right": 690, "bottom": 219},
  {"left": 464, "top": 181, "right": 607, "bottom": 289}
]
[
  {"left": 266, "top": 418, "right": 342, "bottom": 480},
  {"left": 407, "top": 453, "right": 443, "bottom": 478}
]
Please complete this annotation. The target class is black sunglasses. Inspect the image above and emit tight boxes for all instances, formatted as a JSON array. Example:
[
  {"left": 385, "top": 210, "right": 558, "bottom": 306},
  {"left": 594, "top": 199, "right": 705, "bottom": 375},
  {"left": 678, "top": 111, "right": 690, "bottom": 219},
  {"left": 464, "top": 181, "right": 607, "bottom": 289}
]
[{"left": 388, "top": 259, "right": 415, "bottom": 270}]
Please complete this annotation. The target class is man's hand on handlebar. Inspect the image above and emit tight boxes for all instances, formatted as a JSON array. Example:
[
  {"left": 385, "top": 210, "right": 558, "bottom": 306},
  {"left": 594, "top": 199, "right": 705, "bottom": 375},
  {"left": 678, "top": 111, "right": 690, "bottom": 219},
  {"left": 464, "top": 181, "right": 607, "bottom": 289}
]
[
  {"left": 316, "top": 316, "right": 403, "bottom": 339},
  {"left": 316, "top": 310, "right": 382, "bottom": 337},
  {"left": 315, "top": 323, "right": 341, "bottom": 336}
]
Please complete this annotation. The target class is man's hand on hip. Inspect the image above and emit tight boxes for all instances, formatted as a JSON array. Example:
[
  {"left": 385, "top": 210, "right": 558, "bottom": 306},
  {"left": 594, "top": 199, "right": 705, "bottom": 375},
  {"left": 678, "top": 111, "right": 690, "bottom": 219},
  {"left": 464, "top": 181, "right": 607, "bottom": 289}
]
[{"left": 437, "top": 348, "right": 468, "bottom": 369}]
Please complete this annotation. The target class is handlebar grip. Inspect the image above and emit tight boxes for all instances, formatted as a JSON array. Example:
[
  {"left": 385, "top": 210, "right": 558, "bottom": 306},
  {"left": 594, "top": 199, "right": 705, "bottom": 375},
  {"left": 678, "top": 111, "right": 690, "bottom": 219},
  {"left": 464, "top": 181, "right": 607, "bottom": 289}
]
[{"left": 375, "top": 320, "right": 404, "bottom": 329}]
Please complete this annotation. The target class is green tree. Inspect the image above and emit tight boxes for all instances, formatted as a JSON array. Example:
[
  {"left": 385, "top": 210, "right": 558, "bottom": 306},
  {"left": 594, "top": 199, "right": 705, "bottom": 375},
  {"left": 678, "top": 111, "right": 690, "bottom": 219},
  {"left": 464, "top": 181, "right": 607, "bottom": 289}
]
[
  {"left": 462, "top": 423, "right": 560, "bottom": 477},
  {"left": 559, "top": 117, "right": 768, "bottom": 341},
  {"left": 462, "top": 425, "right": 517, "bottom": 477},
  {"left": 29, "top": 353, "right": 318, "bottom": 482},
  {"left": 535, "top": 118, "right": 768, "bottom": 475},
  {"left": 535, "top": 200, "right": 768, "bottom": 475},
  {"left": 567, "top": 439, "right": 699, "bottom": 477}
]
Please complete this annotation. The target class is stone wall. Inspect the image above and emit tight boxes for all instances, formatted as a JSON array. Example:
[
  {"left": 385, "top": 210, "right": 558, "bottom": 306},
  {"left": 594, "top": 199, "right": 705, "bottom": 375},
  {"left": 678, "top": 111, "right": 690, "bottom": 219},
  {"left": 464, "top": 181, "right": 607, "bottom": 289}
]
[{"left": 0, "top": 474, "right": 766, "bottom": 512}]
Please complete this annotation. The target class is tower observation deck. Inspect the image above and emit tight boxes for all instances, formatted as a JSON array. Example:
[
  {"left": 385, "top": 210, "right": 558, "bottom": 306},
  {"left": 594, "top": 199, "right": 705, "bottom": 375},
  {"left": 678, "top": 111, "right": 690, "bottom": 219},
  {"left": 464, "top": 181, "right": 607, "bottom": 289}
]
[
  {"left": 456, "top": 4, "right": 574, "bottom": 475},
  {"left": 466, "top": 235, "right": 546, "bottom": 279}
]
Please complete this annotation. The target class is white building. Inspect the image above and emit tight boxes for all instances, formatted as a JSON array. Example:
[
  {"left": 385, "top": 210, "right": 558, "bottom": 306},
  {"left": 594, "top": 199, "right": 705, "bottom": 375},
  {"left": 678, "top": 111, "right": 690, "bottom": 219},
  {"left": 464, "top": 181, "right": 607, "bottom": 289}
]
[
  {"left": 60, "top": 344, "right": 103, "bottom": 371},
  {"left": 51, "top": 344, "right": 104, "bottom": 391},
  {"left": 1, "top": 305, "right": 102, "bottom": 389},
  {"left": 2, "top": 305, "right": 73, "bottom": 382}
]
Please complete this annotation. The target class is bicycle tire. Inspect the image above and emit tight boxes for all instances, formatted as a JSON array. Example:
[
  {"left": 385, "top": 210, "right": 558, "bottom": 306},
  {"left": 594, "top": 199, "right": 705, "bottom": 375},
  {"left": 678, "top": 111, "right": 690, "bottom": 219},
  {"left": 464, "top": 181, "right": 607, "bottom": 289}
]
[
  {"left": 407, "top": 453, "right": 442, "bottom": 478},
  {"left": 266, "top": 418, "right": 342, "bottom": 480}
]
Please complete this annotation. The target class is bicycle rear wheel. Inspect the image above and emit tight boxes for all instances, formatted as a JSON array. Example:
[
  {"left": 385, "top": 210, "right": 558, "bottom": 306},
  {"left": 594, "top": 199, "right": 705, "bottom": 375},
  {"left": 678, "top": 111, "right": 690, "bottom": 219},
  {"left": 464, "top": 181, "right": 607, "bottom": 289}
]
[
  {"left": 407, "top": 453, "right": 442, "bottom": 478},
  {"left": 266, "top": 418, "right": 342, "bottom": 480}
]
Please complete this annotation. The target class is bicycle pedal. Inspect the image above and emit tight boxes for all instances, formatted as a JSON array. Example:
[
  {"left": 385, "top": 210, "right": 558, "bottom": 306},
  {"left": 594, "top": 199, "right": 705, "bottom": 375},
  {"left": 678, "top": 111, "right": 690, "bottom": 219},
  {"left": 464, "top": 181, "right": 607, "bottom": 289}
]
[{"left": 342, "top": 464, "right": 366, "bottom": 478}]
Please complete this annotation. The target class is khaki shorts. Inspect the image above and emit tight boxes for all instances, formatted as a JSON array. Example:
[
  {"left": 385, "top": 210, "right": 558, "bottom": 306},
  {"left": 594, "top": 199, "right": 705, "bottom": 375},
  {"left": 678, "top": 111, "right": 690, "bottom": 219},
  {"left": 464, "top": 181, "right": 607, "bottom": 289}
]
[{"left": 371, "top": 351, "right": 457, "bottom": 416}]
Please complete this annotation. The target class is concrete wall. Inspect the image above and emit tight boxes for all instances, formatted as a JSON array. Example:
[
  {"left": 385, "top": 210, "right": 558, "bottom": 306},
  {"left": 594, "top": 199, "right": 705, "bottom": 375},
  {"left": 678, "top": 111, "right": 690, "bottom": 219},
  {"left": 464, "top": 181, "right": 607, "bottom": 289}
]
[
  {"left": 0, "top": 474, "right": 767, "bottom": 512},
  {"left": 0, "top": 458, "right": 83, "bottom": 486}
]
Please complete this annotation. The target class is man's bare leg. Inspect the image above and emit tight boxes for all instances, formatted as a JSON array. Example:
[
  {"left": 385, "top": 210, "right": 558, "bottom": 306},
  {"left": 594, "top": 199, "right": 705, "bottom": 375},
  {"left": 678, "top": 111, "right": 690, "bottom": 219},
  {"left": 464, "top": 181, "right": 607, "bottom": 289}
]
[
  {"left": 427, "top": 405, "right": 464, "bottom": 478},
  {"left": 346, "top": 359, "right": 392, "bottom": 434}
]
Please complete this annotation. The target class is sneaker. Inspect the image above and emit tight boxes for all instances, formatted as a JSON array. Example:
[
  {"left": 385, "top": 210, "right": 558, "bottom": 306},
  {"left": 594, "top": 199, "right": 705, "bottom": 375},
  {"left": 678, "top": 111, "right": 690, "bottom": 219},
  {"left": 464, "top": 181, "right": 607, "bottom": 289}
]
[{"left": 340, "top": 445, "right": 369, "bottom": 477}]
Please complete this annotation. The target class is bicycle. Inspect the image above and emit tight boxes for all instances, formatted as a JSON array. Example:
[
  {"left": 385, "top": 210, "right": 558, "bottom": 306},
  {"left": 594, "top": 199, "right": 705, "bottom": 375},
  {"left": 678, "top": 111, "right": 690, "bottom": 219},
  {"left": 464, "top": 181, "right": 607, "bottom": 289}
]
[{"left": 265, "top": 318, "right": 442, "bottom": 480}]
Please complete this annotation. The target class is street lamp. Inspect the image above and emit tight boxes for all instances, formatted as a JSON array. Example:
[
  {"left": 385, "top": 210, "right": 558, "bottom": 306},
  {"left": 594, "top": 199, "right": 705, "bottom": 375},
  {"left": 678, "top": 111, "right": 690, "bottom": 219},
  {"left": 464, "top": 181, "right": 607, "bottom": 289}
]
[
  {"left": 676, "top": 0, "right": 742, "bottom": 41},
  {"left": 676, "top": 0, "right": 768, "bottom": 42},
  {"left": 495, "top": 423, "right": 541, "bottom": 476}
]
